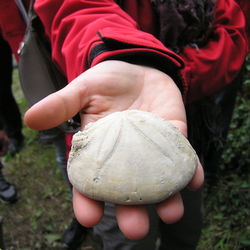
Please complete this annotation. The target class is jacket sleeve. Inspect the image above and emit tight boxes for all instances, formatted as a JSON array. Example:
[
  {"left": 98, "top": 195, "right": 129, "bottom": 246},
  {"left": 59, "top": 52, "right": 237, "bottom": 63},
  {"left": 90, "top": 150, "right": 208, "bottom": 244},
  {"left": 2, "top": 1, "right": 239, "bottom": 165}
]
[
  {"left": 34, "top": 0, "right": 184, "bottom": 87},
  {"left": 180, "top": 0, "right": 249, "bottom": 103}
]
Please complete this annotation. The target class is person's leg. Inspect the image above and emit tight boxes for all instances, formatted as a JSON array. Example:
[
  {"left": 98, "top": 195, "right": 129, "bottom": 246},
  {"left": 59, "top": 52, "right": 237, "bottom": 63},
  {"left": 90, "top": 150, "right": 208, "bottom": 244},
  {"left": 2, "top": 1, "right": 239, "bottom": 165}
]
[
  {"left": 203, "top": 72, "right": 243, "bottom": 184},
  {"left": 93, "top": 203, "right": 159, "bottom": 250},
  {"left": 0, "top": 36, "right": 23, "bottom": 155},
  {"left": 158, "top": 188, "right": 203, "bottom": 250}
]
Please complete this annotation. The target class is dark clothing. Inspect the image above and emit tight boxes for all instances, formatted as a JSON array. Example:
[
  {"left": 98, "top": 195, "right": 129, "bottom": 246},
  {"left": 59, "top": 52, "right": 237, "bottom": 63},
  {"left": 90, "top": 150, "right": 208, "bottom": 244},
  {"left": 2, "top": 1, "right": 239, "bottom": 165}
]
[
  {"left": 93, "top": 189, "right": 203, "bottom": 250},
  {"left": 151, "top": 0, "right": 216, "bottom": 51},
  {"left": 0, "top": 35, "right": 22, "bottom": 139}
]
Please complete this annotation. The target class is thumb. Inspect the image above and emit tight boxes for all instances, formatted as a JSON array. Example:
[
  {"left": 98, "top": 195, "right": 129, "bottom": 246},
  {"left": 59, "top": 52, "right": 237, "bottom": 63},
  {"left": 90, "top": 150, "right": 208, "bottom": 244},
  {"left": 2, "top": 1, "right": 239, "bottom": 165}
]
[{"left": 24, "top": 79, "right": 89, "bottom": 130}]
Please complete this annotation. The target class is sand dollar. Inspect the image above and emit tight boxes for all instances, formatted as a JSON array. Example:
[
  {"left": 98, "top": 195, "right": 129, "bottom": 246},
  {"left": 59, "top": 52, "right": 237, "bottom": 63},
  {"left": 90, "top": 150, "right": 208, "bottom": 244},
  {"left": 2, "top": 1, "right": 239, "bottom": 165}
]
[{"left": 67, "top": 110, "right": 198, "bottom": 205}]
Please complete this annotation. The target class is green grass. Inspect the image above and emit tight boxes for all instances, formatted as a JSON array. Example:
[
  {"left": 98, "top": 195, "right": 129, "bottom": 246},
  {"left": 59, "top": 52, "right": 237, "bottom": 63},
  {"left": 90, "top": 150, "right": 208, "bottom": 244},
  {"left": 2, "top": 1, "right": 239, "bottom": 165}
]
[{"left": 197, "top": 171, "right": 250, "bottom": 250}]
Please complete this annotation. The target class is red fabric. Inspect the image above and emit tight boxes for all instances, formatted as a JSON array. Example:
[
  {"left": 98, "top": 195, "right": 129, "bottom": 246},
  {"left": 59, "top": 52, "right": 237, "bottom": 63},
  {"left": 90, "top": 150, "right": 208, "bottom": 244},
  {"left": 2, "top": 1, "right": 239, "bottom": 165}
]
[
  {"left": 0, "top": 0, "right": 246, "bottom": 150},
  {"left": 33, "top": 0, "right": 250, "bottom": 152},
  {"left": 34, "top": 0, "right": 183, "bottom": 83},
  {"left": 180, "top": 0, "right": 249, "bottom": 102},
  {"left": 34, "top": 0, "right": 249, "bottom": 102},
  {"left": 0, "top": 0, "right": 249, "bottom": 152},
  {"left": 0, "top": 0, "right": 27, "bottom": 59},
  {"left": 0, "top": 0, "right": 248, "bottom": 99},
  {"left": 118, "top": 0, "right": 157, "bottom": 36}
]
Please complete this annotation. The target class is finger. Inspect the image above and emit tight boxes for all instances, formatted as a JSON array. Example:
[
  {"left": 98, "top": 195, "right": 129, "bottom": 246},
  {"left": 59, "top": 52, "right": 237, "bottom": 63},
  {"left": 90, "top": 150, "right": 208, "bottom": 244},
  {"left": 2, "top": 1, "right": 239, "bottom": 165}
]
[
  {"left": 188, "top": 161, "right": 204, "bottom": 190},
  {"left": 156, "top": 193, "right": 184, "bottom": 224},
  {"left": 24, "top": 79, "right": 89, "bottom": 130},
  {"left": 116, "top": 205, "right": 149, "bottom": 240},
  {"left": 72, "top": 188, "right": 104, "bottom": 227}
]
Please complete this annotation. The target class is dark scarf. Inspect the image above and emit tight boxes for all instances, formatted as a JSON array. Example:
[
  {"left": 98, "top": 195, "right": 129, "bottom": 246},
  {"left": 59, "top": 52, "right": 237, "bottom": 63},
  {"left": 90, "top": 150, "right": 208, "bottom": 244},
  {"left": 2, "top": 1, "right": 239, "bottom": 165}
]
[{"left": 152, "top": 0, "right": 217, "bottom": 52}]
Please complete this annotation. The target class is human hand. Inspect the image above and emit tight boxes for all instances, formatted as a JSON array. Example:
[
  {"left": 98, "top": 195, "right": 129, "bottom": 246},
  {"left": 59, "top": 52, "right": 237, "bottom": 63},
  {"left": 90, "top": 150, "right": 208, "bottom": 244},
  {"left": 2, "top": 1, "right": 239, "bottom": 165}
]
[
  {"left": 24, "top": 60, "right": 204, "bottom": 239},
  {"left": 0, "top": 130, "right": 8, "bottom": 156}
]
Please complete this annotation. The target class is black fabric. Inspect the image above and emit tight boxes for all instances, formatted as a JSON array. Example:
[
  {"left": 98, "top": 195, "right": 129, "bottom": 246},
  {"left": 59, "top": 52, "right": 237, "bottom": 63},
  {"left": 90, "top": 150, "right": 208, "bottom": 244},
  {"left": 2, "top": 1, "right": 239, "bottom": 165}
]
[
  {"left": 159, "top": 189, "right": 203, "bottom": 250},
  {"left": 0, "top": 35, "right": 22, "bottom": 138},
  {"left": 152, "top": 0, "right": 216, "bottom": 52},
  {"left": 186, "top": 68, "right": 244, "bottom": 176}
]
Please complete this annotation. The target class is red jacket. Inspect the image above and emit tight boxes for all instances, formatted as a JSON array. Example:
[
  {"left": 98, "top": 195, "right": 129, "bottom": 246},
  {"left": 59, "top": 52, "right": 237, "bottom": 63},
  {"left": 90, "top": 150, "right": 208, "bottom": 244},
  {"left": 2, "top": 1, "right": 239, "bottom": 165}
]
[
  {"left": 0, "top": 0, "right": 249, "bottom": 103},
  {"left": 0, "top": 0, "right": 249, "bottom": 155},
  {"left": 34, "top": 0, "right": 249, "bottom": 103}
]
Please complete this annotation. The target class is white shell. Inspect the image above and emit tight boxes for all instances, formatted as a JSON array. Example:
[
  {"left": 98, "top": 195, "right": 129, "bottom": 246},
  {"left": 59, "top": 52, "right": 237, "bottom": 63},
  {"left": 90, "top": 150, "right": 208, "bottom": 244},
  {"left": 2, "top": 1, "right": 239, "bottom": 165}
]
[{"left": 67, "top": 110, "right": 198, "bottom": 205}]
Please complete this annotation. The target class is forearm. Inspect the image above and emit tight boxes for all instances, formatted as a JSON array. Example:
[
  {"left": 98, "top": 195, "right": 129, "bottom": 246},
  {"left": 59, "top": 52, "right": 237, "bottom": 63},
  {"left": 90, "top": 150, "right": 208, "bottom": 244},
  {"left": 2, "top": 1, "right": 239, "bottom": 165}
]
[{"left": 34, "top": 0, "right": 183, "bottom": 87}]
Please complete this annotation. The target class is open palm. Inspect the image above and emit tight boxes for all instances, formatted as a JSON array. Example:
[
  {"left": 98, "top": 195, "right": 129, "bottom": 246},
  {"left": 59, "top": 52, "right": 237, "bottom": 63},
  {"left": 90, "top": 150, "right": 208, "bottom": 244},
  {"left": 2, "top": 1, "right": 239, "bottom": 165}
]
[{"left": 25, "top": 60, "right": 203, "bottom": 239}]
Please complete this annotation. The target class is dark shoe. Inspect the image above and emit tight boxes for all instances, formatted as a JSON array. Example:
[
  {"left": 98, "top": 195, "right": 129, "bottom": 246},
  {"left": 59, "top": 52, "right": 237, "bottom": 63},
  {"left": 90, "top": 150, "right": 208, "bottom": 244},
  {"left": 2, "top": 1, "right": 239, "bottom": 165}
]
[
  {"left": 0, "top": 172, "right": 17, "bottom": 203},
  {"left": 62, "top": 218, "right": 88, "bottom": 249},
  {"left": 8, "top": 133, "right": 24, "bottom": 156}
]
